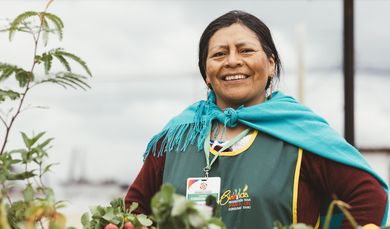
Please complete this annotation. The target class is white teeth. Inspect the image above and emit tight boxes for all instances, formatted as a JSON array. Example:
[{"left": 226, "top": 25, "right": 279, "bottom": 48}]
[{"left": 225, "top": 74, "right": 247, "bottom": 81}]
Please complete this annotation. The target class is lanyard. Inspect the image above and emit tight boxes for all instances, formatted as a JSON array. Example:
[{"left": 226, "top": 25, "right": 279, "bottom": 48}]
[{"left": 203, "top": 128, "right": 250, "bottom": 177}]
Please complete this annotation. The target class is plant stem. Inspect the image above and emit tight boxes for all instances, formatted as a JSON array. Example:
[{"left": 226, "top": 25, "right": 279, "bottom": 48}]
[
  {"left": 0, "top": 86, "right": 30, "bottom": 155},
  {"left": 334, "top": 200, "right": 359, "bottom": 228},
  {"left": 323, "top": 201, "right": 336, "bottom": 229},
  {"left": 38, "top": 162, "right": 47, "bottom": 189},
  {"left": 39, "top": 219, "right": 44, "bottom": 229},
  {"left": 25, "top": 162, "right": 32, "bottom": 185},
  {"left": 0, "top": 1, "right": 51, "bottom": 155}
]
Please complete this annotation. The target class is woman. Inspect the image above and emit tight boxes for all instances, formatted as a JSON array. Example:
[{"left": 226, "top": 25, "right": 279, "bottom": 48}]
[{"left": 125, "top": 10, "right": 387, "bottom": 229}]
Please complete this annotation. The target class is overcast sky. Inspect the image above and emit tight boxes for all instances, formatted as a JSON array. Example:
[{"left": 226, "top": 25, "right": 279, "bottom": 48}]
[{"left": 1, "top": 0, "right": 390, "bottom": 185}]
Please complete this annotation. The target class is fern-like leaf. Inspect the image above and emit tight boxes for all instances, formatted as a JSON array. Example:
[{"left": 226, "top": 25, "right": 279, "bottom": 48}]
[
  {"left": 0, "top": 63, "right": 17, "bottom": 81},
  {"left": 62, "top": 72, "right": 90, "bottom": 87},
  {"left": 41, "top": 17, "right": 50, "bottom": 46},
  {"left": 57, "top": 76, "right": 86, "bottom": 90},
  {"left": 54, "top": 49, "right": 92, "bottom": 76},
  {"left": 40, "top": 12, "right": 64, "bottom": 41},
  {"left": 8, "top": 11, "right": 39, "bottom": 41},
  {"left": 36, "top": 71, "right": 90, "bottom": 90},
  {"left": 42, "top": 53, "right": 53, "bottom": 74},
  {"left": 0, "top": 63, "right": 24, "bottom": 82},
  {"left": 56, "top": 72, "right": 90, "bottom": 90},
  {"left": 40, "top": 79, "right": 66, "bottom": 89},
  {"left": 52, "top": 78, "right": 78, "bottom": 89},
  {"left": 39, "top": 76, "right": 83, "bottom": 90},
  {"left": 0, "top": 89, "right": 20, "bottom": 102},
  {"left": 15, "top": 70, "right": 33, "bottom": 87},
  {"left": 52, "top": 53, "right": 71, "bottom": 72}
]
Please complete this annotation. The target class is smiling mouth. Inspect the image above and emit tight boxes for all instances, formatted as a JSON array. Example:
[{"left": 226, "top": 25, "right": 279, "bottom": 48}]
[{"left": 222, "top": 74, "right": 249, "bottom": 81}]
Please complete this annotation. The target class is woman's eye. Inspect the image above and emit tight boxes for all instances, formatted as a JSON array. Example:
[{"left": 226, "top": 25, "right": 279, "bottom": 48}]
[
  {"left": 212, "top": 52, "right": 225, "bottom": 58},
  {"left": 241, "top": 49, "right": 254, "bottom": 53}
]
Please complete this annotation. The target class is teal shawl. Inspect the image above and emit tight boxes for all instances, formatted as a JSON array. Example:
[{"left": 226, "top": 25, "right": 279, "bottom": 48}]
[{"left": 144, "top": 90, "right": 388, "bottom": 225}]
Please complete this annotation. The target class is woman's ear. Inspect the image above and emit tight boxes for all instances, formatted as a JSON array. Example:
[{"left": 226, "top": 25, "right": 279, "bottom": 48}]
[
  {"left": 268, "top": 55, "right": 276, "bottom": 76},
  {"left": 206, "top": 77, "right": 211, "bottom": 88}
]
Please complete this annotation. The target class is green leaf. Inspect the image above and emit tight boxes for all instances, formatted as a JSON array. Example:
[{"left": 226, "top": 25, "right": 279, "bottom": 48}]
[
  {"left": 54, "top": 48, "right": 92, "bottom": 76},
  {"left": 21, "top": 151, "right": 29, "bottom": 163},
  {"left": 41, "top": 12, "right": 64, "bottom": 41},
  {"left": 102, "top": 208, "right": 115, "bottom": 222},
  {"left": 90, "top": 206, "right": 104, "bottom": 218},
  {"left": 40, "top": 78, "right": 72, "bottom": 89},
  {"left": 9, "top": 149, "right": 27, "bottom": 154},
  {"left": 56, "top": 76, "right": 88, "bottom": 90},
  {"left": 42, "top": 53, "right": 53, "bottom": 74},
  {"left": 136, "top": 214, "right": 153, "bottom": 227},
  {"left": 53, "top": 78, "right": 78, "bottom": 89},
  {"left": 151, "top": 183, "right": 175, "bottom": 222},
  {"left": 10, "top": 159, "right": 22, "bottom": 164},
  {"left": 0, "top": 89, "right": 20, "bottom": 102},
  {"left": 8, "top": 11, "right": 39, "bottom": 41},
  {"left": 0, "top": 174, "right": 7, "bottom": 183},
  {"left": 30, "top": 131, "right": 46, "bottom": 147},
  {"left": 110, "top": 198, "right": 124, "bottom": 209},
  {"left": 0, "top": 62, "right": 24, "bottom": 82},
  {"left": 45, "top": 187, "right": 55, "bottom": 197},
  {"left": 129, "top": 202, "right": 138, "bottom": 213},
  {"left": 81, "top": 213, "right": 90, "bottom": 227},
  {"left": 15, "top": 70, "right": 32, "bottom": 87},
  {"left": 61, "top": 72, "right": 91, "bottom": 89},
  {"left": 42, "top": 17, "right": 50, "bottom": 47},
  {"left": 7, "top": 170, "right": 35, "bottom": 180},
  {"left": 53, "top": 53, "right": 71, "bottom": 71},
  {"left": 43, "top": 163, "right": 58, "bottom": 175},
  {"left": 41, "top": 72, "right": 90, "bottom": 90},
  {"left": 55, "top": 200, "right": 68, "bottom": 209},
  {"left": 20, "top": 131, "right": 31, "bottom": 148},
  {"left": 23, "top": 184, "right": 34, "bottom": 201},
  {"left": 37, "top": 137, "right": 54, "bottom": 149}
]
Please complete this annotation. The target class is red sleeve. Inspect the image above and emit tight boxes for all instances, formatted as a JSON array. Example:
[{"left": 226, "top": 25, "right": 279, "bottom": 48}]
[
  {"left": 299, "top": 151, "right": 387, "bottom": 228},
  {"left": 124, "top": 148, "right": 166, "bottom": 215}
]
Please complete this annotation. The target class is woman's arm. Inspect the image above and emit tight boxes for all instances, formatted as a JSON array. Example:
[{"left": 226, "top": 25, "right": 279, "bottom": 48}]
[
  {"left": 124, "top": 152, "right": 165, "bottom": 214},
  {"left": 300, "top": 151, "right": 387, "bottom": 228}
]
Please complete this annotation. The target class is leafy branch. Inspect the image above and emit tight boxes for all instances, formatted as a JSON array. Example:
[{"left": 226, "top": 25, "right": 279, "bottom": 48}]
[
  {"left": 0, "top": 0, "right": 92, "bottom": 228},
  {"left": 0, "top": 0, "right": 92, "bottom": 155}
]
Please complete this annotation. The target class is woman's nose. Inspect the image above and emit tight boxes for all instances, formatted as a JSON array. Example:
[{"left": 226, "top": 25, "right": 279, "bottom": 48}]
[{"left": 225, "top": 52, "right": 243, "bottom": 68}]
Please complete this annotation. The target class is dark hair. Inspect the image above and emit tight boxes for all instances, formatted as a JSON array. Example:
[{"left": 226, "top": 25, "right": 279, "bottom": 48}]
[{"left": 198, "top": 10, "right": 281, "bottom": 87}]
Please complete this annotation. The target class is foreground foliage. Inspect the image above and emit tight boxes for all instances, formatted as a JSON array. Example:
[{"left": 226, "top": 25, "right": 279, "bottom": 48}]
[
  {"left": 81, "top": 184, "right": 225, "bottom": 229},
  {"left": 0, "top": 0, "right": 91, "bottom": 228},
  {"left": 81, "top": 199, "right": 152, "bottom": 229}
]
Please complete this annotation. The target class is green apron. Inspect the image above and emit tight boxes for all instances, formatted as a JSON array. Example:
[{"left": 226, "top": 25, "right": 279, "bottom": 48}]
[{"left": 163, "top": 130, "right": 303, "bottom": 229}]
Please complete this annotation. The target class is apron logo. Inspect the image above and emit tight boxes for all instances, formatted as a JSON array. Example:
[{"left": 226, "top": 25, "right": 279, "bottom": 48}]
[
  {"left": 200, "top": 182, "right": 207, "bottom": 190},
  {"left": 219, "top": 184, "right": 252, "bottom": 211}
]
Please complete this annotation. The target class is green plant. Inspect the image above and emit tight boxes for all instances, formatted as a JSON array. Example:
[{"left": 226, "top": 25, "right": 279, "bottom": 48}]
[
  {"left": 81, "top": 184, "right": 225, "bottom": 229},
  {"left": 150, "top": 184, "right": 225, "bottom": 229},
  {"left": 0, "top": 0, "right": 91, "bottom": 228},
  {"left": 81, "top": 198, "right": 153, "bottom": 229}
]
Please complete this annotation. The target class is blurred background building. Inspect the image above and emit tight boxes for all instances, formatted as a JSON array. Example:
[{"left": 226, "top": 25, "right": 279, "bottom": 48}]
[{"left": 1, "top": 0, "right": 389, "bottom": 227}]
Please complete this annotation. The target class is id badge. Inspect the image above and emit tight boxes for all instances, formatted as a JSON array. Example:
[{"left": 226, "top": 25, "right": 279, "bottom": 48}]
[{"left": 186, "top": 177, "right": 221, "bottom": 205}]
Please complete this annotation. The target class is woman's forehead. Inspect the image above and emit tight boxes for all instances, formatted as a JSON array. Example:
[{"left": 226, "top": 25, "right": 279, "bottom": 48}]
[{"left": 208, "top": 24, "right": 261, "bottom": 49}]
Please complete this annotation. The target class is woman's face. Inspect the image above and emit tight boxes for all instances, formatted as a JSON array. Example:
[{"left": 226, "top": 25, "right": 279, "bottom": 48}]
[{"left": 206, "top": 23, "right": 275, "bottom": 109}]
